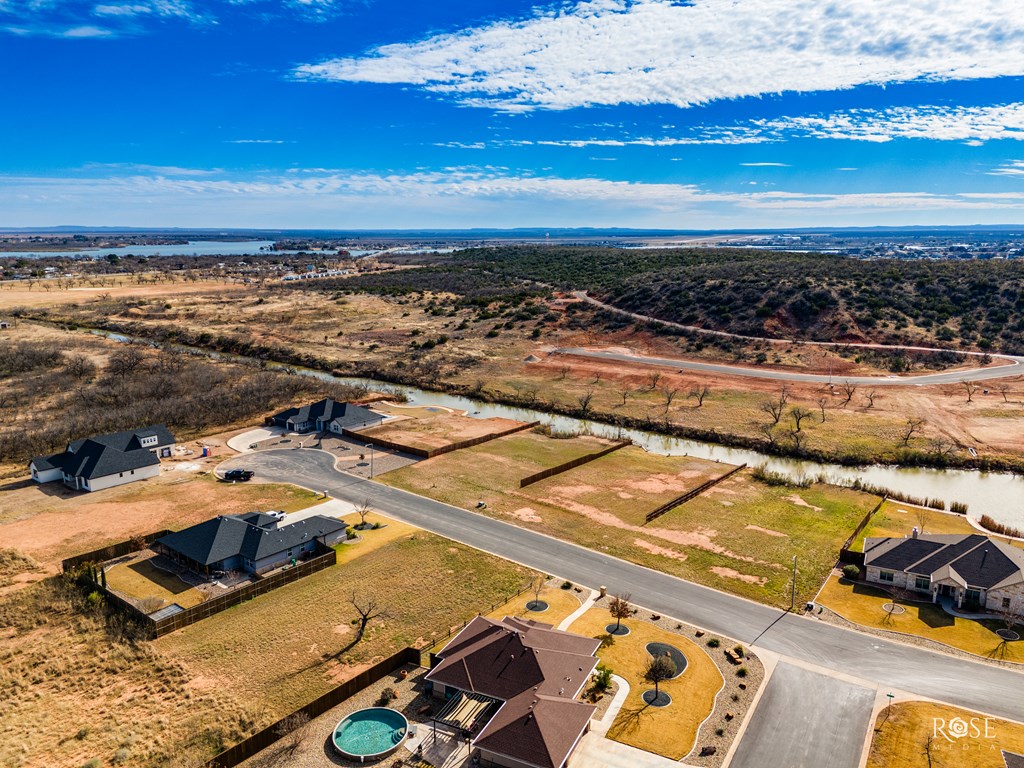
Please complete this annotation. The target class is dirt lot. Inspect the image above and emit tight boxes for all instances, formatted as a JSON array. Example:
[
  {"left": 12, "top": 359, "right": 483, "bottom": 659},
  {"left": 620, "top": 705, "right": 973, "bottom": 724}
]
[
  {"left": 0, "top": 278, "right": 243, "bottom": 310},
  {"left": 356, "top": 406, "right": 527, "bottom": 453}
]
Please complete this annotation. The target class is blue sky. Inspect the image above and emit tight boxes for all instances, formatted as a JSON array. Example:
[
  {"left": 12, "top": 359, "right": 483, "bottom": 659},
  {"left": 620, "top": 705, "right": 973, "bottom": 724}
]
[{"left": 3, "top": 0, "right": 1024, "bottom": 228}]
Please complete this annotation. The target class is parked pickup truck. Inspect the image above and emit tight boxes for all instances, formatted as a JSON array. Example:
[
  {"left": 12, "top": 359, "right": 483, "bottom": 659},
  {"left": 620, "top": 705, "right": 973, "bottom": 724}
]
[{"left": 222, "top": 468, "right": 255, "bottom": 482}]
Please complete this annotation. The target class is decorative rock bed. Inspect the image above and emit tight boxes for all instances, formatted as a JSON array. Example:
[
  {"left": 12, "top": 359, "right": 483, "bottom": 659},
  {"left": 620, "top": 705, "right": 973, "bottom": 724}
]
[
  {"left": 881, "top": 603, "right": 906, "bottom": 615},
  {"left": 605, "top": 624, "right": 631, "bottom": 636},
  {"left": 526, "top": 600, "right": 549, "bottom": 613},
  {"left": 642, "top": 690, "right": 672, "bottom": 707},
  {"left": 997, "top": 629, "right": 1020, "bottom": 641}
]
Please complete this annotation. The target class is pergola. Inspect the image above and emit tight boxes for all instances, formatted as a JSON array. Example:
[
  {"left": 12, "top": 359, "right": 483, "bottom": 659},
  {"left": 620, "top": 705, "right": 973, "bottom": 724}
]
[{"left": 431, "top": 691, "right": 498, "bottom": 743}]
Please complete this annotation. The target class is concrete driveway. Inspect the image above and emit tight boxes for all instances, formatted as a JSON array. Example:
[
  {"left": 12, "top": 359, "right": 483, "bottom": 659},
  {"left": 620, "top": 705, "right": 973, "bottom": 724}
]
[{"left": 219, "top": 448, "right": 1024, "bottom": 766}]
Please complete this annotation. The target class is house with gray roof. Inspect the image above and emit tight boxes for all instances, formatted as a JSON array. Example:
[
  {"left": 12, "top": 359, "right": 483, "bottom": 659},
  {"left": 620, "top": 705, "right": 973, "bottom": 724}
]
[
  {"left": 29, "top": 424, "right": 176, "bottom": 492},
  {"left": 152, "top": 512, "right": 347, "bottom": 577},
  {"left": 863, "top": 531, "right": 1024, "bottom": 613},
  {"left": 268, "top": 398, "right": 383, "bottom": 435},
  {"left": 426, "top": 615, "right": 599, "bottom": 768}
]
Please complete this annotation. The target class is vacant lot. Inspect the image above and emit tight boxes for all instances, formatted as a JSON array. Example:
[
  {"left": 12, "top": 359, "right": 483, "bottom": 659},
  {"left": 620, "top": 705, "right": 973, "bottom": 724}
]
[
  {"left": 0, "top": 472, "right": 318, "bottom": 571},
  {"left": 819, "top": 575, "right": 1024, "bottom": 663},
  {"left": 568, "top": 605, "right": 722, "bottom": 759},
  {"left": 155, "top": 513, "right": 533, "bottom": 717},
  {"left": 384, "top": 432, "right": 878, "bottom": 606},
  {"left": 357, "top": 407, "right": 526, "bottom": 453},
  {"left": 867, "top": 701, "right": 1024, "bottom": 768}
]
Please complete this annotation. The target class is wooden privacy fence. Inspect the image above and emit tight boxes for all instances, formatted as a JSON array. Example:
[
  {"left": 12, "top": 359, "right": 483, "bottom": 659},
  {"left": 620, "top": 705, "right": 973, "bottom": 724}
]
[
  {"left": 68, "top": 533, "right": 337, "bottom": 639},
  {"left": 644, "top": 463, "right": 747, "bottom": 524},
  {"left": 519, "top": 440, "right": 631, "bottom": 488},
  {"left": 62, "top": 530, "right": 173, "bottom": 572},
  {"left": 837, "top": 495, "right": 888, "bottom": 569},
  {"left": 345, "top": 420, "right": 539, "bottom": 459},
  {"left": 206, "top": 646, "right": 422, "bottom": 768}
]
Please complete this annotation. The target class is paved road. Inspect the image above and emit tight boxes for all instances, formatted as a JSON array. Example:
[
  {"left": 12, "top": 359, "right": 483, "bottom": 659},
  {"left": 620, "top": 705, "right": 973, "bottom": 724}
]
[
  {"left": 225, "top": 449, "right": 1024, "bottom": 764},
  {"left": 570, "top": 291, "right": 1024, "bottom": 385},
  {"left": 553, "top": 346, "right": 1024, "bottom": 387},
  {"left": 729, "top": 663, "right": 875, "bottom": 768}
]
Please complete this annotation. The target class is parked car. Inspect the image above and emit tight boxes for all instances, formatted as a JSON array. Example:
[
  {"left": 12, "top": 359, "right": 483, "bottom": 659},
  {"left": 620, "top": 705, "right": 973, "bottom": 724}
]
[{"left": 223, "top": 469, "right": 254, "bottom": 482}]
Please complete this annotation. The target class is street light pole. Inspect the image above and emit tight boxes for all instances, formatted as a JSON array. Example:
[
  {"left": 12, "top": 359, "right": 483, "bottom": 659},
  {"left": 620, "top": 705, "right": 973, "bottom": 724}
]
[
  {"left": 365, "top": 443, "right": 374, "bottom": 478},
  {"left": 791, "top": 555, "right": 798, "bottom": 612}
]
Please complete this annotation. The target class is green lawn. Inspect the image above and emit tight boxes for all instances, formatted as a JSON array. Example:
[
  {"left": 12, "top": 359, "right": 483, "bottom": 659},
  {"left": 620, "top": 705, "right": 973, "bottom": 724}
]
[
  {"left": 819, "top": 574, "right": 1024, "bottom": 663},
  {"left": 106, "top": 557, "right": 206, "bottom": 609}
]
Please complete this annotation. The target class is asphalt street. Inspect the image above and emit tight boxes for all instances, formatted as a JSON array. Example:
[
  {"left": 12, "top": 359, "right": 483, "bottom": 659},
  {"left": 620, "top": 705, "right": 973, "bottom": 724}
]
[
  {"left": 728, "top": 663, "right": 875, "bottom": 768},
  {"left": 224, "top": 449, "right": 1024, "bottom": 765},
  {"left": 554, "top": 346, "right": 1024, "bottom": 386}
]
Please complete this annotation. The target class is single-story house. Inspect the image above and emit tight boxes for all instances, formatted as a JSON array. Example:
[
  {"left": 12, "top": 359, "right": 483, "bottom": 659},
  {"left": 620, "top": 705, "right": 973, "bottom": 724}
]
[
  {"left": 427, "top": 615, "right": 600, "bottom": 768},
  {"left": 268, "top": 398, "right": 383, "bottom": 435},
  {"left": 152, "top": 512, "right": 347, "bottom": 577},
  {"left": 30, "top": 424, "right": 176, "bottom": 492},
  {"left": 863, "top": 531, "right": 1024, "bottom": 613}
]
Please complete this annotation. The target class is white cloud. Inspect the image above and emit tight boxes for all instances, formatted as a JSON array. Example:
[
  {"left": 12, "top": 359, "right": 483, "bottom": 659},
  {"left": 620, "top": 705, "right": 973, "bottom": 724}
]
[
  {"left": 740, "top": 162, "right": 789, "bottom": 167},
  {"left": 4, "top": 167, "right": 1024, "bottom": 228},
  {"left": 61, "top": 23, "right": 115, "bottom": 35},
  {"left": 989, "top": 160, "right": 1024, "bottom": 177},
  {"left": 296, "top": 0, "right": 1024, "bottom": 112},
  {"left": 225, "top": 138, "right": 290, "bottom": 144}
]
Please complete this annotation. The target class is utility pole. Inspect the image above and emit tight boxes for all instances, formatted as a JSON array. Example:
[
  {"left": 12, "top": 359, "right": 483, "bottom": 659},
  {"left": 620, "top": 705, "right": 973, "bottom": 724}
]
[
  {"left": 791, "top": 555, "right": 798, "bottom": 612},
  {"left": 365, "top": 443, "right": 374, "bottom": 478}
]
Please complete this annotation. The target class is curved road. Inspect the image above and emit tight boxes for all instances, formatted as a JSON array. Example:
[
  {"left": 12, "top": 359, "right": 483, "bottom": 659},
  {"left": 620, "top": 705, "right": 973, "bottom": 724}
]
[
  {"left": 571, "top": 291, "right": 1024, "bottom": 386},
  {"left": 225, "top": 449, "right": 1024, "bottom": 767}
]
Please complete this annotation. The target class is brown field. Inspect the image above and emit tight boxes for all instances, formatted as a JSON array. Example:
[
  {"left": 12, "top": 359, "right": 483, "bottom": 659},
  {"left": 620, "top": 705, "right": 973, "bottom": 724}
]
[
  {"left": 356, "top": 408, "right": 526, "bottom": 453},
  {"left": 384, "top": 432, "right": 879, "bottom": 606},
  {"left": 0, "top": 278, "right": 243, "bottom": 310}
]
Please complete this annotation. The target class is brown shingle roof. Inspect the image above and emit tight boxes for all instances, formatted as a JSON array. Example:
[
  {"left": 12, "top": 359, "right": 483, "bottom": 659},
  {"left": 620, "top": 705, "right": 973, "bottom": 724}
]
[{"left": 427, "top": 616, "right": 599, "bottom": 768}]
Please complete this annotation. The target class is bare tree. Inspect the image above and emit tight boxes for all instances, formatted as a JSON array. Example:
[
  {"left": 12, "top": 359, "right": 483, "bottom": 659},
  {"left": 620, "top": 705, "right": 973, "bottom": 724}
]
[
  {"left": 108, "top": 346, "right": 145, "bottom": 379},
  {"left": 789, "top": 428, "right": 807, "bottom": 451},
  {"left": 899, "top": 417, "right": 926, "bottom": 447},
  {"left": 529, "top": 574, "right": 546, "bottom": 607},
  {"left": 357, "top": 499, "right": 372, "bottom": 528},
  {"left": 660, "top": 386, "right": 681, "bottom": 409},
  {"left": 577, "top": 390, "right": 594, "bottom": 418},
  {"left": 929, "top": 437, "right": 958, "bottom": 459},
  {"left": 999, "top": 603, "right": 1022, "bottom": 638},
  {"left": 914, "top": 506, "right": 929, "bottom": 536},
  {"left": 883, "top": 587, "right": 911, "bottom": 625},
  {"left": 816, "top": 397, "right": 828, "bottom": 423},
  {"left": 688, "top": 384, "right": 711, "bottom": 407},
  {"left": 349, "top": 591, "right": 389, "bottom": 644},
  {"left": 863, "top": 390, "right": 877, "bottom": 409},
  {"left": 760, "top": 386, "right": 790, "bottom": 424},
  {"left": 840, "top": 380, "right": 857, "bottom": 407},
  {"left": 644, "top": 654, "right": 676, "bottom": 700},
  {"left": 646, "top": 371, "right": 663, "bottom": 391},
  {"left": 756, "top": 423, "right": 778, "bottom": 447},
  {"left": 617, "top": 386, "right": 633, "bottom": 406},
  {"left": 592, "top": 372, "right": 603, "bottom": 385},
  {"left": 996, "top": 383, "right": 1012, "bottom": 404},
  {"left": 558, "top": 366, "right": 570, "bottom": 381},
  {"left": 962, "top": 379, "right": 979, "bottom": 403},
  {"left": 608, "top": 593, "right": 632, "bottom": 632},
  {"left": 274, "top": 712, "right": 311, "bottom": 759},
  {"left": 789, "top": 406, "right": 813, "bottom": 432},
  {"left": 63, "top": 354, "right": 97, "bottom": 381}
]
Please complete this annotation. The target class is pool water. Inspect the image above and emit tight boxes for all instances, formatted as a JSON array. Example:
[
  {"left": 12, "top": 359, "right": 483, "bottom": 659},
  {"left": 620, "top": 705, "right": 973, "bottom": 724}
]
[{"left": 333, "top": 708, "right": 408, "bottom": 757}]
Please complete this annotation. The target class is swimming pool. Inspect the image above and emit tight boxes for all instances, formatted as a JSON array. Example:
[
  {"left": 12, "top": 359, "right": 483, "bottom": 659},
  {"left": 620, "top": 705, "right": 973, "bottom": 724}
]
[{"left": 332, "top": 707, "right": 409, "bottom": 762}]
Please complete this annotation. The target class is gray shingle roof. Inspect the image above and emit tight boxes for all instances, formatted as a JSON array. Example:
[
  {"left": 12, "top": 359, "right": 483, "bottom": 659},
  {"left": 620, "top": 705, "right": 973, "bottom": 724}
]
[
  {"left": 270, "top": 399, "right": 380, "bottom": 429},
  {"left": 30, "top": 424, "right": 174, "bottom": 480},
  {"left": 154, "top": 514, "right": 346, "bottom": 567},
  {"left": 865, "top": 532, "right": 1024, "bottom": 591}
]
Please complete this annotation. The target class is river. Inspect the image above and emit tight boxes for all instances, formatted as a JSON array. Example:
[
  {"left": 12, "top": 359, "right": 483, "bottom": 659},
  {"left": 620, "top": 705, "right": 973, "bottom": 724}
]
[{"left": 90, "top": 330, "right": 1024, "bottom": 528}]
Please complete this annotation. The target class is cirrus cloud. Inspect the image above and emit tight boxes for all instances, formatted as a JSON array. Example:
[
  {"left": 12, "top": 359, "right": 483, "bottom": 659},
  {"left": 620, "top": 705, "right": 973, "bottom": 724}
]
[{"left": 296, "top": 0, "right": 1024, "bottom": 112}]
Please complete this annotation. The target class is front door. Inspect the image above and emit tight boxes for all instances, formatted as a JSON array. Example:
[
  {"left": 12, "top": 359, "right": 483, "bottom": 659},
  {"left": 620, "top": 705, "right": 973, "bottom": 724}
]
[{"left": 939, "top": 584, "right": 953, "bottom": 597}]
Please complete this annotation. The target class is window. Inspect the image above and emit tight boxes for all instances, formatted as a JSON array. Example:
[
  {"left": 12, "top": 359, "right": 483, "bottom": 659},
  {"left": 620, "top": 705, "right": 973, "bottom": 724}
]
[
  {"left": 130, "top": 470, "right": 134, "bottom": 475},
  {"left": 915, "top": 576, "right": 930, "bottom": 591},
  {"left": 119, "top": 472, "right": 124, "bottom": 478},
  {"left": 965, "top": 589, "right": 982, "bottom": 606},
  {"left": 1003, "top": 597, "right": 1012, "bottom": 610},
  {"left": 879, "top": 571, "right": 895, "bottom": 583}
]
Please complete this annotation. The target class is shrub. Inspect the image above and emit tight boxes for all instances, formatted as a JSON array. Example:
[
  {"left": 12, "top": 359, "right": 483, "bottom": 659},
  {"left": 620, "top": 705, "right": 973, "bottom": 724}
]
[
  {"left": 706, "top": 638, "right": 720, "bottom": 648},
  {"left": 561, "top": 581, "right": 573, "bottom": 590},
  {"left": 112, "top": 748, "right": 131, "bottom": 765},
  {"left": 736, "top": 667, "right": 748, "bottom": 678},
  {"left": 377, "top": 687, "right": 398, "bottom": 706},
  {"left": 75, "top": 727, "right": 90, "bottom": 741},
  {"left": 593, "top": 664, "right": 613, "bottom": 692},
  {"left": 715, "top": 727, "right": 725, "bottom": 737},
  {"left": 950, "top": 501, "right": 969, "bottom": 515},
  {"left": 841, "top": 564, "right": 861, "bottom": 581}
]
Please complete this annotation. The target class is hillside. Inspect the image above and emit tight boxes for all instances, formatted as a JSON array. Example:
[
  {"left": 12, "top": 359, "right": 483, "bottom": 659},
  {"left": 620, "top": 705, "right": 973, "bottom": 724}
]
[{"left": 441, "top": 246, "right": 1024, "bottom": 354}]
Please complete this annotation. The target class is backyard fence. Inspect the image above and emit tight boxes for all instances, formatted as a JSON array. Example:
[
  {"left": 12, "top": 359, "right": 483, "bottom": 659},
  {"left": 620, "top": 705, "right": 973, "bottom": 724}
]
[
  {"left": 61, "top": 530, "right": 173, "bottom": 572},
  {"left": 346, "top": 420, "right": 539, "bottom": 459},
  {"left": 837, "top": 496, "right": 888, "bottom": 568},
  {"left": 644, "top": 463, "right": 747, "bottom": 524},
  {"left": 68, "top": 534, "right": 337, "bottom": 639},
  {"left": 518, "top": 439, "right": 631, "bottom": 488},
  {"left": 206, "top": 646, "right": 423, "bottom": 768}
]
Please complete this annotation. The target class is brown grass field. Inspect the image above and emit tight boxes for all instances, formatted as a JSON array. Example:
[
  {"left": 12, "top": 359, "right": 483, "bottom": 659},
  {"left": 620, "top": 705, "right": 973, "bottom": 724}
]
[
  {"left": 867, "top": 701, "right": 1024, "bottom": 768},
  {"left": 356, "top": 408, "right": 526, "bottom": 453}
]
